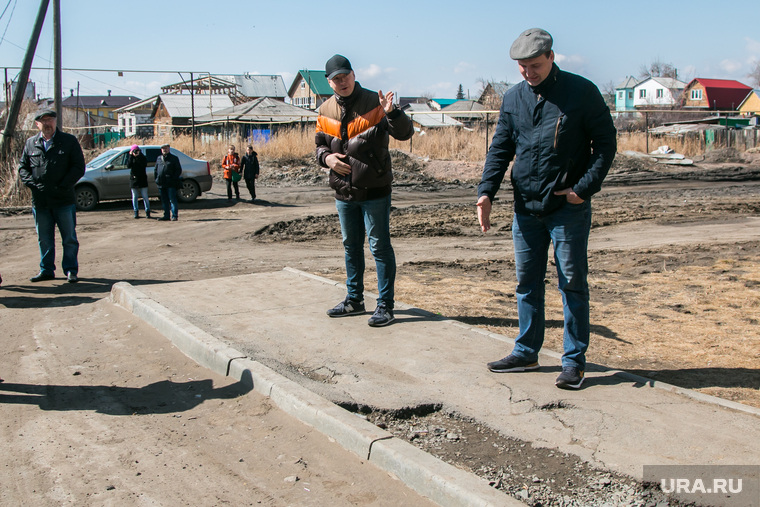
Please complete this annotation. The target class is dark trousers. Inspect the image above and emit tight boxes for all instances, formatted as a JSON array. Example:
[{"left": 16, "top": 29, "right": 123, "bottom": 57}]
[
  {"left": 226, "top": 179, "right": 240, "bottom": 199},
  {"left": 244, "top": 178, "right": 256, "bottom": 200}
]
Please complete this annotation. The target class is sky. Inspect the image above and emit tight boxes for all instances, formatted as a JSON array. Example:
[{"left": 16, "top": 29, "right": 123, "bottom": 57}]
[{"left": 1, "top": 0, "right": 759, "bottom": 103}]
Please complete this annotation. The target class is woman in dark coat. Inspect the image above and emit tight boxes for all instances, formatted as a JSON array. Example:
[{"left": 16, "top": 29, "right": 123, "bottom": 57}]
[
  {"left": 241, "top": 145, "right": 260, "bottom": 202},
  {"left": 127, "top": 145, "right": 150, "bottom": 218}
]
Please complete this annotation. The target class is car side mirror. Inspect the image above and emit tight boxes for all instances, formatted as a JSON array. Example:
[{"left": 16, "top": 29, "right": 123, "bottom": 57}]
[{"left": 105, "top": 164, "right": 114, "bottom": 170}]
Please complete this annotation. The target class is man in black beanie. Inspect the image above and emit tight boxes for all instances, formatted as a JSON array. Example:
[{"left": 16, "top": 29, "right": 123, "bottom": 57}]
[{"left": 316, "top": 54, "right": 413, "bottom": 327}]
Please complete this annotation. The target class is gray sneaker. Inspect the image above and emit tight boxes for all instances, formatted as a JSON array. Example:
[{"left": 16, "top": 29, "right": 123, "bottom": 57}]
[
  {"left": 326, "top": 298, "right": 365, "bottom": 317},
  {"left": 368, "top": 304, "right": 395, "bottom": 327},
  {"left": 555, "top": 366, "right": 585, "bottom": 389},
  {"left": 487, "top": 354, "right": 540, "bottom": 373}
]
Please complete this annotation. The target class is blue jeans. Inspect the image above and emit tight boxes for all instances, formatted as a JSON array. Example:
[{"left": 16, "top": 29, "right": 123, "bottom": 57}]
[
  {"left": 32, "top": 204, "right": 79, "bottom": 276},
  {"left": 335, "top": 195, "right": 395, "bottom": 308},
  {"left": 511, "top": 201, "right": 592, "bottom": 369},
  {"left": 159, "top": 186, "right": 178, "bottom": 218},
  {"left": 131, "top": 187, "right": 150, "bottom": 213}
]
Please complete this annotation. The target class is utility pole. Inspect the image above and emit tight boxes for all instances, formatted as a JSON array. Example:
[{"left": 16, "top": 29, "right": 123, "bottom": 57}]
[
  {"left": 0, "top": 0, "right": 51, "bottom": 158},
  {"left": 53, "top": 0, "right": 62, "bottom": 126},
  {"left": 190, "top": 72, "right": 195, "bottom": 151}
]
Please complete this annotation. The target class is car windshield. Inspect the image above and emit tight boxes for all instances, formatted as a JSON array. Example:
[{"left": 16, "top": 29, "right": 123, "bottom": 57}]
[{"left": 86, "top": 149, "right": 121, "bottom": 169}]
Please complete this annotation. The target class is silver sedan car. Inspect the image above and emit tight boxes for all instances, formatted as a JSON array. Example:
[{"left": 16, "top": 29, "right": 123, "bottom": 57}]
[{"left": 74, "top": 145, "right": 213, "bottom": 211}]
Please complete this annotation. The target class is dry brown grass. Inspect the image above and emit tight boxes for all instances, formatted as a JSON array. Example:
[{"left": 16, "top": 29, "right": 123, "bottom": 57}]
[
  {"left": 617, "top": 132, "right": 707, "bottom": 158},
  {"left": 390, "top": 126, "right": 491, "bottom": 162}
]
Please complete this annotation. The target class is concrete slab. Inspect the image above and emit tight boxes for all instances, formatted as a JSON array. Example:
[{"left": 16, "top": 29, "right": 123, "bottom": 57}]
[{"left": 113, "top": 269, "right": 760, "bottom": 488}]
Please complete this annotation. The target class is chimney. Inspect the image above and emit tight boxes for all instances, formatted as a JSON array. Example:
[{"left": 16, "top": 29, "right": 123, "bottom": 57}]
[
  {"left": 70, "top": 89, "right": 74, "bottom": 97},
  {"left": 107, "top": 90, "right": 111, "bottom": 96}
]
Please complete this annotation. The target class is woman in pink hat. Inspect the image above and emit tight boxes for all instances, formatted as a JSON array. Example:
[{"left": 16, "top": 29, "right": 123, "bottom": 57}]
[{"left": 127, "top": 145, "right": 151, "bottom": 218}]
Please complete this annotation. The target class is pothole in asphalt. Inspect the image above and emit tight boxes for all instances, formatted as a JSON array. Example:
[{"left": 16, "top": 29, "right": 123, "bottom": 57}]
[
  {"left": 341, "top": 404, "right": 688, "bottom": 506},
  {"left": 295, "top": 365, "right": 339, "bottom": 384}
]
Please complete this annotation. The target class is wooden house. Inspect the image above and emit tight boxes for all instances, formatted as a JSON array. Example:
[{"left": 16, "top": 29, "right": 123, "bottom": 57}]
[
  {"left": 682, "top": 78, "right": 753, "bottom": 110},
  {"left": 288, "top": 70, "right": 332, "bottom": 110},
  {"left": 737, "top": 89, "right": 760, "bottom": 116}
]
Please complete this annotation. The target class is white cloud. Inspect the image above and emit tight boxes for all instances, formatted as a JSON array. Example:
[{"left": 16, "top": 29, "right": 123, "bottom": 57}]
[
  {"left": 361, "top": 64, "right": 384, "bottom": 78},
  {"left": 745, "top": 37, "right": 760, "bottom": 56},
  {"left": 554, "top": 52, "right": 586, "bottom": 74},
  {"left": 454, "top": 61, "right": 476, "bottom": 74},
  {"left": 720, "top": 59, "right": 743, "bottom": 74}
]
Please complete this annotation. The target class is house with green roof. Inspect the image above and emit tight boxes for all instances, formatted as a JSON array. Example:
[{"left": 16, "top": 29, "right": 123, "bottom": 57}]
[{"left": 288, "top": 70, "right": 333, "bottom": 110}]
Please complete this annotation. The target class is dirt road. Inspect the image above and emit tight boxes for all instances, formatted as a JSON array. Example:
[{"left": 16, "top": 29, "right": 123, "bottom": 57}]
[{"left": 1, "top": 153, "right": 759, "bottom": 504}]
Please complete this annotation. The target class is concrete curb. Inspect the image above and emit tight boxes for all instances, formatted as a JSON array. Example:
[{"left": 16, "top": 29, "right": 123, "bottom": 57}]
[
  {"left": 282, "top": 268, "right": 760, "bottom": 418},
  {"left": 111, "top": 281, "right": 518, "bottom": 507}
]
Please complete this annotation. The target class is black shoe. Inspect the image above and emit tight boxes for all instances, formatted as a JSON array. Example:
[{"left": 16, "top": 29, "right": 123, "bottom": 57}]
[
  {"left": 146, "top": 210, "right": 151, "bottom": 219},
  {"left": 67, "top": 272, "right": 78, "bottom": 283},
  {"left": 171, "top": 216, "right": 178, "bottom": 221},
  {"left": 326, "top": 298, "right": 365, "bottom": 317},
  {"left": 158, "top": 216, "right": 170, "bottom": 221},
  {"left": 487, "top": 354, "right": 539, "bottom": 373},
  {"left": 368, "top": 304, "right": 395, "bottom": 327},
  {"left": 555, "top": 367, "right": 585, "bottom": 389},
  {"left": 134, "top": 212, "right": 139, "bottom": 219},
  {"left": 30, "top": 271, "right": 55, "bottom": 282}
]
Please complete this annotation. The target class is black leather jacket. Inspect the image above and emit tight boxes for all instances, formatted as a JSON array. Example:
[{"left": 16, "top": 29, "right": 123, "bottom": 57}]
[{"left": 18, "top": 129, "right": 85, "bottom": 209}]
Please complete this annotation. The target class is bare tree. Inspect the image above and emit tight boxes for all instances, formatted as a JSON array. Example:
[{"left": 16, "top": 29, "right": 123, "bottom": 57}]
[
  {"left": 748, "top": 60, "right": 760, "bottom": 88},
  {"left": 639, "top": 60, "right": 679, "bottom": 80},
  {"left": 600, "top": 80, "right": 617, "bottom": 109}
]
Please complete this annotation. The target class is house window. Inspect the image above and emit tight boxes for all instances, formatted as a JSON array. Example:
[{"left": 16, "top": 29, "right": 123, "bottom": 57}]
[
  {"left": 628, "top": 91, "right": 633, "bottom": 99},
  {"left": 656, "top": 89, "right": 664, "bottom": 98},
  {"left": 300, "top": 82, "right": 306, "bottom": 89},
  {"left": 691, "top": 89, "right": 702, "bottom": 100},
  {"left": 639, "top": 89, "right": 646, "bottom": 98},
  {"left": 618, "top": 91, "right": 624, "bottom": 99}
]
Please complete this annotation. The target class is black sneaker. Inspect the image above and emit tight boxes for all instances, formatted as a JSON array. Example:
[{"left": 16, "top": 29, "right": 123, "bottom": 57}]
[
  {"left": 555, "top": 366, "right": 585, "bottom": 389},
  {"left": 67, "top": 272, "right": 78, "bottom": 284},
  {"left": 30, "top": 271, "right": 55, "bottom": 282},
  {"left": 487, "top": 354, "right": 539, "bottom": 373},
  {"left": 368, "top": 304, "right": 395, "bottom": 327},
  {"left": 326, "top": 298, "right": 365, "bottom": 317}
]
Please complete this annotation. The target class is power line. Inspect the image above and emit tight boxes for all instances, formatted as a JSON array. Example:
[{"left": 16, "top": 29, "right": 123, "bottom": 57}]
[{"left": 0, "top": 0, "right": 17, "bottom": 49}]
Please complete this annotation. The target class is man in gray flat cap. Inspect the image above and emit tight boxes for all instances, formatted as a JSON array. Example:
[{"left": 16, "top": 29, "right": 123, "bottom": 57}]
[
  {"left": 18, "top": 109, "right": 85, "bottom": 283},
  {"left": 477, "top": 28, "right": 616, "bottom": 389}
]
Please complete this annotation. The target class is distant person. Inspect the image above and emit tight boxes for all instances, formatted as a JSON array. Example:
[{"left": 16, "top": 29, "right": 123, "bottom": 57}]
[
  {"left": 315, "top": 54, "right": 413, "bottom": 327},
  {"left": 154, "top": 144, "right": 182, "bottom": 221},
  {"left": 18, "top": 109, "right": 85, "bottom": 283},
  {"left": 477, "top": 29, "right": 616, "bottom": 389},
  {"left": 240, "top": 145, "right": 260, "bottom": 202},
  {"left": 222, "top": 144, "right": 241, "bottom": 201},
  {"left": 127, "top": 145, "right": 150, "bottom": 219}
]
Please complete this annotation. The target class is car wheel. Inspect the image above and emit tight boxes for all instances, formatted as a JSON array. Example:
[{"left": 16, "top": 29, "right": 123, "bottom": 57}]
[
  {"left": 75, "top": 185, "right": 98, "bottom": 211},
  {"left": 178, "top": 179, "right": 200, "bottom": 202}
]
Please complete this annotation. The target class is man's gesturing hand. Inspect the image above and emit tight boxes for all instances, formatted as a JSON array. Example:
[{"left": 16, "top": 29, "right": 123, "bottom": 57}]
[{"left": 379, "top": 90, "right": 394, "bottom": 113}]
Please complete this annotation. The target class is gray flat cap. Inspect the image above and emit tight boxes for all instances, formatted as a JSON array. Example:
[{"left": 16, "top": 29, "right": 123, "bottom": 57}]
[
  {"left": 509, "top": 28, "right": 553, "bottom": 60},
  {"left": 34, "top": 109, "right": 56, "bottom": 121}
]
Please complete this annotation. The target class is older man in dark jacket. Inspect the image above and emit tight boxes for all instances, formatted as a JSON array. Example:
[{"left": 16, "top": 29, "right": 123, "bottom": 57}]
[
  {"left": 18, "top": 109, "right": 85, "bottom": 283},
  {"left": 316, "top": 54, "right": 413, "bottom": 327},
  {"left": 477, "top": 29, "right": 617, "bottom": 389},
  {"left": 154, "top": 144, "right": 182, "bottom": 221}
]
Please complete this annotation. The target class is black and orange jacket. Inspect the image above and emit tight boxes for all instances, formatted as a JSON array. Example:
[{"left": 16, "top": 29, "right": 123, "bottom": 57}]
[{"left": 315, "top": 83, "right": 413, "bottom": 201}]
